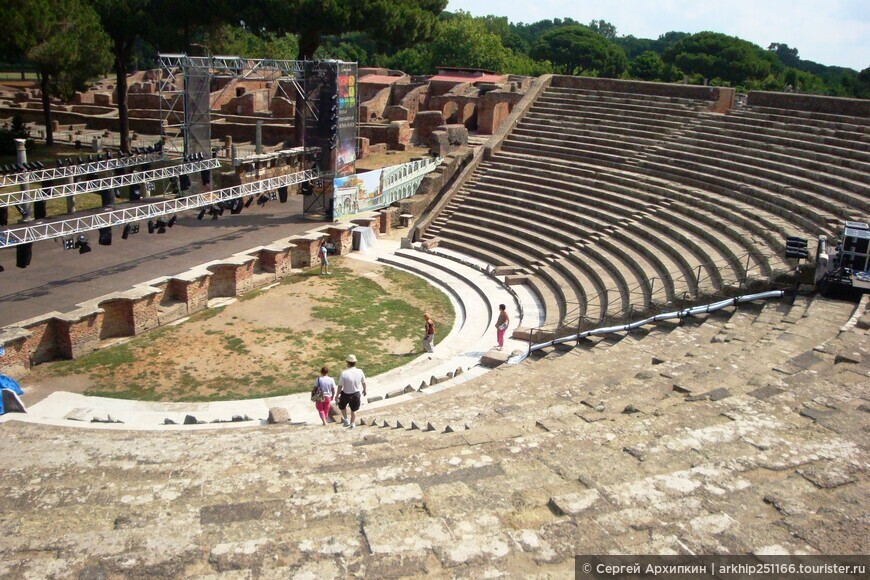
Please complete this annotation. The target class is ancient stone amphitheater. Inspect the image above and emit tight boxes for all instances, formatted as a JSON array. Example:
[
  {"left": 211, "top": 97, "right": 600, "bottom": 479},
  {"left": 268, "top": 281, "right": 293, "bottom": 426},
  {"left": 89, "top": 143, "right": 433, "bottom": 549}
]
[{"left": 1, "top": 76, "right": 868, "bottom": 578}]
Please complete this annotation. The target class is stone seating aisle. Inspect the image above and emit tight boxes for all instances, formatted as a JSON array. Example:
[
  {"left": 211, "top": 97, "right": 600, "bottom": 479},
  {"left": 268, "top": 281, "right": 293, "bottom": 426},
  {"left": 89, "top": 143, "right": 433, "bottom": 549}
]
[
  {"left": 636, "top": 106, "right": 870, "bottom": 234},
  {"left": 0, "top": 293, "right": 865, "bottom": 577},
  {"left": 422, "top": 83, "right": 868, "bottom": 336}
]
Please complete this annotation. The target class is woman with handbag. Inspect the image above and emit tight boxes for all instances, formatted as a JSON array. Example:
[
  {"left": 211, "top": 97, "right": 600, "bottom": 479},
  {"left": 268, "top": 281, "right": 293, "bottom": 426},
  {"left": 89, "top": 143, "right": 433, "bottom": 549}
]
[
  {"left": 495, "top": 304, "right": 510, "bottom": 351},
  {"left": 311, "top": 366, "right": 337, "bottom": 426}
]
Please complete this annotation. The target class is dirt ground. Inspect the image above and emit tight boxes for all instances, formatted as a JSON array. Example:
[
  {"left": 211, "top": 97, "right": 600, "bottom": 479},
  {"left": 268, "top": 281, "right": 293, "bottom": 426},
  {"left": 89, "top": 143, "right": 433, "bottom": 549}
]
[
  {"left": 354, "top": 146, "right": 431, "bottom": 171},
  {"left": 24, "top": 256, "right": 453, "bottom": 403}
]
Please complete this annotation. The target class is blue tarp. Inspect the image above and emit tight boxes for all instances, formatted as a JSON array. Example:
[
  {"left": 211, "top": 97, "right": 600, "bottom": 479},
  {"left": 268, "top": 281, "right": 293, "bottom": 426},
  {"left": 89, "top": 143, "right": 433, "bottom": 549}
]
[{"left": 0, "top": 375, "right": 23, "bottom": 415}]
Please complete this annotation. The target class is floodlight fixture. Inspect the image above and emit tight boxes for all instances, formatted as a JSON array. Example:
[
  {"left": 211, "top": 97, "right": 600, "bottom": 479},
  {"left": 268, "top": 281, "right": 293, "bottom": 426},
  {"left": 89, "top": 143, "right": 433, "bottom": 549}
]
[{"left": 76, "top": 234, "right": 91, "bottom": 254}]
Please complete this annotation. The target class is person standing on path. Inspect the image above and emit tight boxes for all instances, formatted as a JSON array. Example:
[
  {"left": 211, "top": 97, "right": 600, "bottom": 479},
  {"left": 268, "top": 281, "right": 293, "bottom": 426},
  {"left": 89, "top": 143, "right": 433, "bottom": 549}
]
[
  {"left": 337, "top": 354, "right": 367, "bottom": 429},
  {"left": 319, "top": 241, "right": 330, "bottom": 275},
  {"left": 312, "top": 366, "right": 337, "bottom": 426},
  {"left": 421, "top": 313, "right": 436, "bottom": 355},
  {"left": 495, "top": 304, "right": 509, "bottom": 351}
]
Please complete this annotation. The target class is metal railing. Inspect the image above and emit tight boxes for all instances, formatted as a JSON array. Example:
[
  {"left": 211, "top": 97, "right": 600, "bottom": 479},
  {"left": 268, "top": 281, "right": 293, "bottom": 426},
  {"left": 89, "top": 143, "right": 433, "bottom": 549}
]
[
  {"left": 0, "top": 158, "right": 220, "bottom": 207},
  {"left": 512, "top": 289, "right": 787, "bottom": 363},
  {"left": 523, "top": 249, "right": 796, "bottom": 354},
  {"left": 0, "top": 152, "right": 166, "bottom": 187},
  {"left": 0, "top": 168, "right": 321, "bottom": 248}
]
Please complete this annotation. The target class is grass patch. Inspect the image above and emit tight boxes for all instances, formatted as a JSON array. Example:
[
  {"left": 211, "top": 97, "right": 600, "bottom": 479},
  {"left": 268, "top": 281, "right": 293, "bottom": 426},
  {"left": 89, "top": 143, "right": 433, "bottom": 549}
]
[
  {"left": 51, "top": 343, "right": 136, "bottom": 376},
  {"left": 190, "top": 306, "right": 225, "bottom": 321},
  {"left": 239, "top": 289, "right": 265, "bottom": 302},
  {"left": 54, "top": 260, "right": 454, "bottom": 402},
  {"left": 222, "top": 335, "right": 249, "bottom": 355}
]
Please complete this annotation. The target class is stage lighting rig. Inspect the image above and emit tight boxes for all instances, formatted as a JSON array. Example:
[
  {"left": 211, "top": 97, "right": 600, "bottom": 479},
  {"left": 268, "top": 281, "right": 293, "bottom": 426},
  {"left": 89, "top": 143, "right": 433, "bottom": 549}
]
[
  {"left": 16, "top": 243, "right": 32, "bottom": 268},
  {"left": 121, "top": 223, "right": 140, "bottom": 239},
  {"left": 76, "top": 234, "right": 91, "bottom": 254}
]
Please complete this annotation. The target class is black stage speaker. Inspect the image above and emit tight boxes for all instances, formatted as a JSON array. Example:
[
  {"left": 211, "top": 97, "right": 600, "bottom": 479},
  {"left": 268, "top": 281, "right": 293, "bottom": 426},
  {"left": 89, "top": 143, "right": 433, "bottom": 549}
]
[{"left": 16, "top": 243, "right": 32, "bottom": 268}]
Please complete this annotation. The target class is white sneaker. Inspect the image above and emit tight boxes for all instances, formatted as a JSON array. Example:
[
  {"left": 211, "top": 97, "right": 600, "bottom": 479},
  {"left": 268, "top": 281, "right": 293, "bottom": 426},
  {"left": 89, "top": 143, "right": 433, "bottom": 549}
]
[
  {"left": 342, "top": 418, "right": 350, "bottom": 427},
  {"left": 349, "top": 423, "right": 355, "bottom": 429}
]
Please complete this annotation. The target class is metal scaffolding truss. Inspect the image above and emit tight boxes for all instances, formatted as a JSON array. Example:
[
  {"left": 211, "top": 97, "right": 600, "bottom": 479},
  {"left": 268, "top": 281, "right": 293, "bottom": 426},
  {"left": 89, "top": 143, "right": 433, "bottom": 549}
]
[
  {"left": 0, "top": 169, "right": 320, "bottom": 248},
  {"left": 157, "top": 53, "right": 307, "bottom": 157},
  {"left": 0, "top": 159, "right": 221, "bottom": 207},
  {"left": 0, "top": 154, "right": 166, "bottom": 187},
  {"left": 157, "top": 54, "right": 305, "bottom": 80}
]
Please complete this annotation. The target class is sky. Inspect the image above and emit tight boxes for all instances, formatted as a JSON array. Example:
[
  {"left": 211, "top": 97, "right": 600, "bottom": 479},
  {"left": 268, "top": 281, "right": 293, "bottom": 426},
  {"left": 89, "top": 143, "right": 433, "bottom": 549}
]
[{"left": 446, "top": 0, "right": 870, "bottom": 71}]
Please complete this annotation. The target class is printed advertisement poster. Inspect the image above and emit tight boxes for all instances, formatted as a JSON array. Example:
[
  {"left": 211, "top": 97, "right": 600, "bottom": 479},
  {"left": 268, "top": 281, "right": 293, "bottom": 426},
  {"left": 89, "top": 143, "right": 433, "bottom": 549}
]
[
  {"left": 333, "top": 169, "right": 382, "bottom": 218},
  {"left": 336, "top": 62, "right": 358, "bottom": 178}
]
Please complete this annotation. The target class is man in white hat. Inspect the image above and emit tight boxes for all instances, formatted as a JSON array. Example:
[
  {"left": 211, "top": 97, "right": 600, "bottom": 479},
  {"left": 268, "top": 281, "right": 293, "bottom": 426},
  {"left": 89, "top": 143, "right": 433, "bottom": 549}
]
[{"left": 337, "top": 354, "right": 367, "bottom": 428}]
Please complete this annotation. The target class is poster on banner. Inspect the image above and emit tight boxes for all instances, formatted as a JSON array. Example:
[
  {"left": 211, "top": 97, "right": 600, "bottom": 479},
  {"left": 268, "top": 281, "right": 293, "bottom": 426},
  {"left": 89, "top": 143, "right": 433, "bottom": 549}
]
[
  {"left": 336, "top": 62, "right": 358, "bottom": 178},
  {"left": 333, "top": 169, "right": 382, "bottom": 218}
]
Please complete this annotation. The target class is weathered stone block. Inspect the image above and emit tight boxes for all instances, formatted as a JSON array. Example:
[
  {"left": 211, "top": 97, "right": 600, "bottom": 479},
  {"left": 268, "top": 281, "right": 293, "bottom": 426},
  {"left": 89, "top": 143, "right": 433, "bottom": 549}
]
[
  {"left": 548, "top": 490, "right": 603, "bottom": 516},
  {"left": 413, "top": 111, "right": 445, "bottom": 144},
  {"left": 428, "top": 130, "right": 450, "bottom": 157},
  {"left": 386, "top": 121, "right": 411, "bottom": 150},
  {"left": 443, "top": 124, "right": 468, "bottom": 148},
  {"left": 268, "top": 407, "right": 290, "bottom": 424}
]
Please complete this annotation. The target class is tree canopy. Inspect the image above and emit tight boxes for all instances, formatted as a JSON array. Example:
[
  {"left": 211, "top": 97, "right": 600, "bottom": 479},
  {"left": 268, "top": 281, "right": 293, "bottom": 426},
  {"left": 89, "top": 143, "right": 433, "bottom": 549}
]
[
  {"left": 531, "top": 25, "right": 626, "bottom": 77},
  {"left": 663, "top": 31, "right": 778, "bottom": 85},
  {"left": 238, "top": 0, "right": 445, "bottom": 59},
  {"left": 2, "top": 0, "right": 868, "bottom": 152},
  {"left": 0, "top": 0, "right": 112, "bottom": 145}
]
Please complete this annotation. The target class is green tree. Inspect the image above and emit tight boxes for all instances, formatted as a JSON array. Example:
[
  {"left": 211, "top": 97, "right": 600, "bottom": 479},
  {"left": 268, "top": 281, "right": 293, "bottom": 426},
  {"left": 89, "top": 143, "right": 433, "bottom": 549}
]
[
  {"left": 617, "top": 35, "right": 654, "bottom": 60},
  {"left": 428, "top": 12, "right": 513, "bottom": 72},
  {"left": 588, "top": 19, "right": 617, "bottom": 40},
  {"left": 530, "top": 25, "right": 626, "bottom": 77},
  {"left": 387, "top": 46, "right": 432, "bottom": 75},
  {"left": 663, "top": 31, "right": 775, "bottom": 86},
  {"left": 630, "top": 50, "right": 664, "bottom": 81},
  {"left": 511, "top": 17, "right": 581, "bottom": 48},
  {"left": 148, "top": 0, "right": 232, "bottom": 52},
  {"left": 505, "top": 52, "right": 554, "bottom": 76},
  {"left": 241, "top": 0, "right": 446, "bottom": 59},
  {"left": 0, "top": 0, "right": 112, "bottom": 146},
  {"left": 204, "top": 25, "right": 299, "bottom": 60},
  {"left": 480, "top": 14, "right": 529, "bottom": 55},
  {"left": 315, "top": 41, "right": 368, "bottom": 65},
  {"left": 768, "top": 43, "right": 800, "bottom": 68},
  {"left": 652, "top": 31, "right": 689, "bottom": 53},
  {"left": 90, "top": 0, "right": 152, "bottom": 153},
  {"left": 850, "top": 67, "right": 870, "bottom": 98}
]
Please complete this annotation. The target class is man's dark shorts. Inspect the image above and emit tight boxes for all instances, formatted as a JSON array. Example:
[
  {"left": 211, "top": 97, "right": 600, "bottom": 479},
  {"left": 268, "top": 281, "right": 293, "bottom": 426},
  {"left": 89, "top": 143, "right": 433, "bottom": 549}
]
[{"left": 338, "top": 392, "right": 361, "bottom": 412}]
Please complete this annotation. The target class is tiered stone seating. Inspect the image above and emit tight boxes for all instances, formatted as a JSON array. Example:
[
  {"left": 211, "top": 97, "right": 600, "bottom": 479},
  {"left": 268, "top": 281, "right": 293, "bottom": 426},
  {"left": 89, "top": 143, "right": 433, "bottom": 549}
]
[
  {"left": 4, "top": 295, "right": 862, "bottom": 576},
  {"left": 636, "top": 105, "right": 870, "bottom": 236},
  {"left": 422, "top": 79, "right": 868, "bottom": 333}
]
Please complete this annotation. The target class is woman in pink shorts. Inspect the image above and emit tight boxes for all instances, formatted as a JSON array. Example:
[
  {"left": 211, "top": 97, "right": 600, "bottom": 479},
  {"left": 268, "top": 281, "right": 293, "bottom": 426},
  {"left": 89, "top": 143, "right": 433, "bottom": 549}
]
[{"left": 313, "top": 366, "right": 337, "bottom": 426}]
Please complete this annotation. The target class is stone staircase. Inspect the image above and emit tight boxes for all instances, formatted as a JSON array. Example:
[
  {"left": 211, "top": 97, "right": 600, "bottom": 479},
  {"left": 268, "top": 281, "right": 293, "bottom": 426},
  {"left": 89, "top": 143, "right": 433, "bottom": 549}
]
[
  {"left": 420, "top": 81, "right": 868, "bottom": 339},
  {"left": 2, "top": 293, "right": 863, "bottom": 577}
]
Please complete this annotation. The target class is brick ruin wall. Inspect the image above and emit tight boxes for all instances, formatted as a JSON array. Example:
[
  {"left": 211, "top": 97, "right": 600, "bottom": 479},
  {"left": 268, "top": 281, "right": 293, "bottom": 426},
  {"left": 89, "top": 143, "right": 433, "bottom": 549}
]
[
  {"left": 550, "top": 75, "right": 736, "bottom": 113},
  {"left": 747, "top": 91, "right": 870, "bottom": 117},
  {"left": 0, "top": 222, "right": 367, "bottom": 376}
]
